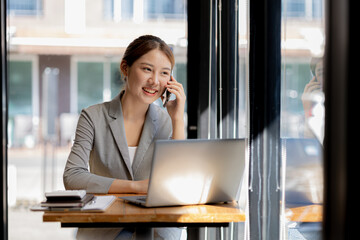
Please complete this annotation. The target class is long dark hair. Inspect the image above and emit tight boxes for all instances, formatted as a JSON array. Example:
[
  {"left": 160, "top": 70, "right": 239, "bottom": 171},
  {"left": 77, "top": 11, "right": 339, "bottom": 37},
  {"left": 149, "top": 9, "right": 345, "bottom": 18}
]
[{"left": 122, "top": 35, "right": 175, "bottom": 69}]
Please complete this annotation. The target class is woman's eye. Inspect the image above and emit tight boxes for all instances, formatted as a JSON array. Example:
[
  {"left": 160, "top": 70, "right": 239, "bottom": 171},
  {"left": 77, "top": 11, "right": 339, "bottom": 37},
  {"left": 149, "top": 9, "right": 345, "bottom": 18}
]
[{"left": 143, "top": 67, "right": 151, "bottom": 72}]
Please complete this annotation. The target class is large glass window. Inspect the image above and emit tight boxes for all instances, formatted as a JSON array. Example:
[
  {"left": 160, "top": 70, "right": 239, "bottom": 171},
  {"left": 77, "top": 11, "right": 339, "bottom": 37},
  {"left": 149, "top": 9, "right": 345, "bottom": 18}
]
[
  {"left": 7, "top": 0, "right": 187, "bottom": 238},
  {"left": 281, "top": 0, "right": 325, "bottom": 239}
]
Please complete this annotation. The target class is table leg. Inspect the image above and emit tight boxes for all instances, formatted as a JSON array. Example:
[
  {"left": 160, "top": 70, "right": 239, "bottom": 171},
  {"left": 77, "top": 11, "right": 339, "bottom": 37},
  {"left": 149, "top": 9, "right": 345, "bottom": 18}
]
[{"left": 134, "top": 227, "right": 154, "bottom": 240}]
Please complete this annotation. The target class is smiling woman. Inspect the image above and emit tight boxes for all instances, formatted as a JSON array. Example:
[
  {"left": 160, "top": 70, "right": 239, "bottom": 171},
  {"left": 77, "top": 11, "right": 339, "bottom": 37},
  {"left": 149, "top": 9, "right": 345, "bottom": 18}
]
[
  {"left": 63, "top": 35, "right": 186, "bottom": 239},
  {"left": 118, "top": 35, "right": 186, "bottom": 143}
]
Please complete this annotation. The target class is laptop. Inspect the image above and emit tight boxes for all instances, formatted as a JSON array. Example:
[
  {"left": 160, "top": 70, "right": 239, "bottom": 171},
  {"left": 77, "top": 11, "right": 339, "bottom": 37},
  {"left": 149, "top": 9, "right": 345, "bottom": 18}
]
[
  {"left": 282, "top": 138, "right": 323, "bottom": 205},
  {"left": 120, "top": 138, "right": 246, "bottom": 207}
]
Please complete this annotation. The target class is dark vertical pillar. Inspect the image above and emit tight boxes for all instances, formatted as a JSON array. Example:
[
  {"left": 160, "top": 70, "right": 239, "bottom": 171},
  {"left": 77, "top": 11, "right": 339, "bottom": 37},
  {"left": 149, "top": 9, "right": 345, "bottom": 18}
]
[
  {"left": 218, "top": 0, "right": 239, "bottom": 139},
  {"left": 187, "top": 0, "right": 217, "bottom": 139},
  {"left": 323, "top": 0, "right": 357, "bottom": 239},
  {"left": 248, "top": 0, "right": 281, "bottom": 239}
]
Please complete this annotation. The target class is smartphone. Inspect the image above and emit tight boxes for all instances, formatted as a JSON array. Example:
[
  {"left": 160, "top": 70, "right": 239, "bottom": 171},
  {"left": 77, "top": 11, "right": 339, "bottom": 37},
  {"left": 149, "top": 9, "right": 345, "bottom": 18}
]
[
  {"left": 310, "top": 69, "right": 318, "bottom": 82},
  {"left": 162, "top": 75, "right": 172, "bottom": 107}
]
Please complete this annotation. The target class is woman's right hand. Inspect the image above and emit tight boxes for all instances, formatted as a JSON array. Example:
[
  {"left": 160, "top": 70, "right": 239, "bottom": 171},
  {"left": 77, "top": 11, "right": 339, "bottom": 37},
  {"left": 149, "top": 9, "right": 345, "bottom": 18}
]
[{"left": 301, "top": 76, "right": 322, "bottom": 118}]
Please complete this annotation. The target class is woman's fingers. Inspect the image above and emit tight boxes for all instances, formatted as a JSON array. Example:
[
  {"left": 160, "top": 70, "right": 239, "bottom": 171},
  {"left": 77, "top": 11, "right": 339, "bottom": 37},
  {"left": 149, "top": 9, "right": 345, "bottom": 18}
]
[
  {"left": 166, "top": 78, "right": 185, "bottom": 100},
  {"left": 304, "top": 76, "right": 322, "bottom": 92},
  {"left": 306, "top": 83, "right": 322, "bottom": 93},
  {"left": 304, "top": 81, "right": 321, "bottom": 93},
  {"left": 167, "top": 83, "right": 184, "bottom": 96}
]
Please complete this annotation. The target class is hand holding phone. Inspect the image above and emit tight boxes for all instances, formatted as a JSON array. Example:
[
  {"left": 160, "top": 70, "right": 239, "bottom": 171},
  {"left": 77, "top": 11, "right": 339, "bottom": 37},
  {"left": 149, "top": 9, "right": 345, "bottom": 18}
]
[
  {"left": 160, "top": 75, "right": 186, "bottom": 139},
  {"left": 162, "top": 76, "right": 172, "bottom": 107},
  {"left": 310, "top": 69, "right": 318, "bottom": 82}
]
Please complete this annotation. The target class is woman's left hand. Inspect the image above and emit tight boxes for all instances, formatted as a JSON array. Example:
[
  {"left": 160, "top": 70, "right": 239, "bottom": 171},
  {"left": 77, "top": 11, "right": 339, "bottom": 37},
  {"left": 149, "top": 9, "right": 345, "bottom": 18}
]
[{"left": 163, "top": 76, "right": 186, "bottom": 122}]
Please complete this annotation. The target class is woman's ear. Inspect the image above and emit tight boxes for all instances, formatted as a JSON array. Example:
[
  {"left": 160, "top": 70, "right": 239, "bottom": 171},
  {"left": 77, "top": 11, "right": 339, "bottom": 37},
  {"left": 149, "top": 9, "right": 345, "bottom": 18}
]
[{"left": 120, "top": 60, "right": 128, "bottom": 77}]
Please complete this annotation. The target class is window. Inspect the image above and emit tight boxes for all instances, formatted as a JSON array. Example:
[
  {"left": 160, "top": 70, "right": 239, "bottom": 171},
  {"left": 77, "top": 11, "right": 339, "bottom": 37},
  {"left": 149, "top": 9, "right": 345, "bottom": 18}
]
[
  {"left": 8, "top": 60, "right": 33, "bottom": 116},
  {"left": 77, "top": 61, "right": 104, "bottom": 112},
  {"left": 282, "top": 0, "right": 323, "bottom": 19},
  {"left": 7, "top": 0, "right": 187, "bottom": 238},
  {"left": 110, "top": 61, "right": 124, "bottom": 98},
  {"left": 8, "top": 60, "right": 33, "bottom": 147},
  {"left": 104, "top": 0, "right": 186, "bottom": 21},
  {"left": 103, "top": 0, "right": 134, "bottom": 21},
  {"left": 187, "top": 0, "right": 248, "bottom": 237},
  {"left": 7, "top": 0, "right": 42, "bottom": 16},
  {"left": 145, "top": 0, "right": 186, "bottom": 20},
  {"left": 281, "top": 0, "right": 325, "bottom": 238}
]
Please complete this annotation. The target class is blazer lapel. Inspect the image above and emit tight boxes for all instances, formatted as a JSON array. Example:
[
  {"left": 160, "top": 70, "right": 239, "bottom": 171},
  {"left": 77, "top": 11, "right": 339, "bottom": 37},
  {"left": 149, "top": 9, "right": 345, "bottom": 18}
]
[
  {"left": 132, "top": 104, "right": 158, "bottom": 176},
  {"left": 108, "top": 93, "right": 134, "bottom": 180}
]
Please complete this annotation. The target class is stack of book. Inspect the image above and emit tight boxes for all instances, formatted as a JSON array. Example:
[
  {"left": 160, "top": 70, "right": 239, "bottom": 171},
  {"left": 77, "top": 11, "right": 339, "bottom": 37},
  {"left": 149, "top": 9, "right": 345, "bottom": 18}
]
[
  {"left": 41, "top": 190, "right": 94, "bottom": 210},
  {"left": 31, "top": 190, "right": 116, "bottom": 212}
]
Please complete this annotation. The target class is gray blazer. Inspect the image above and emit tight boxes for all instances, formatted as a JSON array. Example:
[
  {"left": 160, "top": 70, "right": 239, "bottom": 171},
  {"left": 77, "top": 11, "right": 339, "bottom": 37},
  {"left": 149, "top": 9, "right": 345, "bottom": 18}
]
[{"left": 63, "top": 93, "right": 172, "bottom": 193}]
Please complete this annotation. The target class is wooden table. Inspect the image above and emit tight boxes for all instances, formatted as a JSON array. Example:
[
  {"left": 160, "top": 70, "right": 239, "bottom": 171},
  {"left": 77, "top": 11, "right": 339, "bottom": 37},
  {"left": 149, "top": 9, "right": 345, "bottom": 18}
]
[
  {"left": 42, "top": 194, "right": 322, "bottom": 239},
  {"left": 43, "top": 194, "right": 246, "bottom": 228},
  {"left": 285, "top": 204, "right": 323, "bottom": 222},
  {"left": 43, "top": 194, "right": 247, "bottom": 239}
]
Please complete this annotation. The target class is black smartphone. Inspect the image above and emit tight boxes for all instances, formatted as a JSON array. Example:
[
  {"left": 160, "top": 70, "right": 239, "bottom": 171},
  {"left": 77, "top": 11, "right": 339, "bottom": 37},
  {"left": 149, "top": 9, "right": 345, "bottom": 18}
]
[
  {"left": 162, "top": 76, "right": 172, "bottom": 107},
  {"left": 310, "top": 69, "right": 318, "bottom": 82}
]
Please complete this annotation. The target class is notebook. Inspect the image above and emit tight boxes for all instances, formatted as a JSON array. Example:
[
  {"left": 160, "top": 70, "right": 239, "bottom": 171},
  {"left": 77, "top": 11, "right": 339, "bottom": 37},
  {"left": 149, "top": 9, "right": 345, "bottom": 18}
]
[
  {"left": 45, "top": 190, "right": 87, "bottom": 199},
  {"left": 120, "top": 138, "right": 246, "bottom": 207},
  {"left": 31, "top": 195, "right": 116, "bottom": 212},
  {"left": 41, "top": 193, "right": 94, "bottom": 208}
]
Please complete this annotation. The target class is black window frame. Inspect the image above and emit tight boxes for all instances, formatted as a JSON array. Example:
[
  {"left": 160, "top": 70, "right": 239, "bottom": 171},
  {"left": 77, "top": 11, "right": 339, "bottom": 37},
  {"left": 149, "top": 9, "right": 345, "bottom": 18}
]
[{"left": 1, "top": 0, "right": 8, "bottom": 239}]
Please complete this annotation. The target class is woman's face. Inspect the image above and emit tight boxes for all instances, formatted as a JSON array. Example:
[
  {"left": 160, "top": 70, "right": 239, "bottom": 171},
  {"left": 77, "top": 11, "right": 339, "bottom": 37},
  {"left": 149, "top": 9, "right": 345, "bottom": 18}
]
[{"left": 123, "top": 49, "right": 172, "bottom": 105}]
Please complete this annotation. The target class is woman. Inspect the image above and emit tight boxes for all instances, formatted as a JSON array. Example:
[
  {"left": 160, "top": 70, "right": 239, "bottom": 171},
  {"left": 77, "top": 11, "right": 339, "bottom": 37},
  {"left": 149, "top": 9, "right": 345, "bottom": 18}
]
[
  {"left": 301, "top": 57, "right": 324, "bottom": 141},
  {"left": 302, "top": 57, "right": 323, "bottom": 119},
  {"left": 63, "top": 35, "right": 186, "bottom": 239}
]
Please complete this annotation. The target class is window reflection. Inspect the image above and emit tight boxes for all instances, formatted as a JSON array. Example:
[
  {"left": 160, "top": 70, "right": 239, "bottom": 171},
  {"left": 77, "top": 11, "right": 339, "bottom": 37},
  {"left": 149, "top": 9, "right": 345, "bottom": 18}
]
[
  {"left": 7, "top": 0, "right": 187, "bottom": 239},
  {"left": 281, "top": 0, "right": 324, "bottom": 239}
]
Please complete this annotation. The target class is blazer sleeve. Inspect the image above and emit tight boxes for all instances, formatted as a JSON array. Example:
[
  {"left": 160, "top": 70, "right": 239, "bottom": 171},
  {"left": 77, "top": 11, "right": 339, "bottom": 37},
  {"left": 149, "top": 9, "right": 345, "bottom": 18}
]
[{"left": 63, "top": 109, "right": 115, "bottom": 194}]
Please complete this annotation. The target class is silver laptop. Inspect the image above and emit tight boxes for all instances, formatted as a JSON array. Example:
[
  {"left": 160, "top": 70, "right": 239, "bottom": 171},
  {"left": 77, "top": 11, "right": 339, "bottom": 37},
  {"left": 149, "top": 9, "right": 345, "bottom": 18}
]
[{"left": 120, "top": 138, "right": 246, "bottom": 207}]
